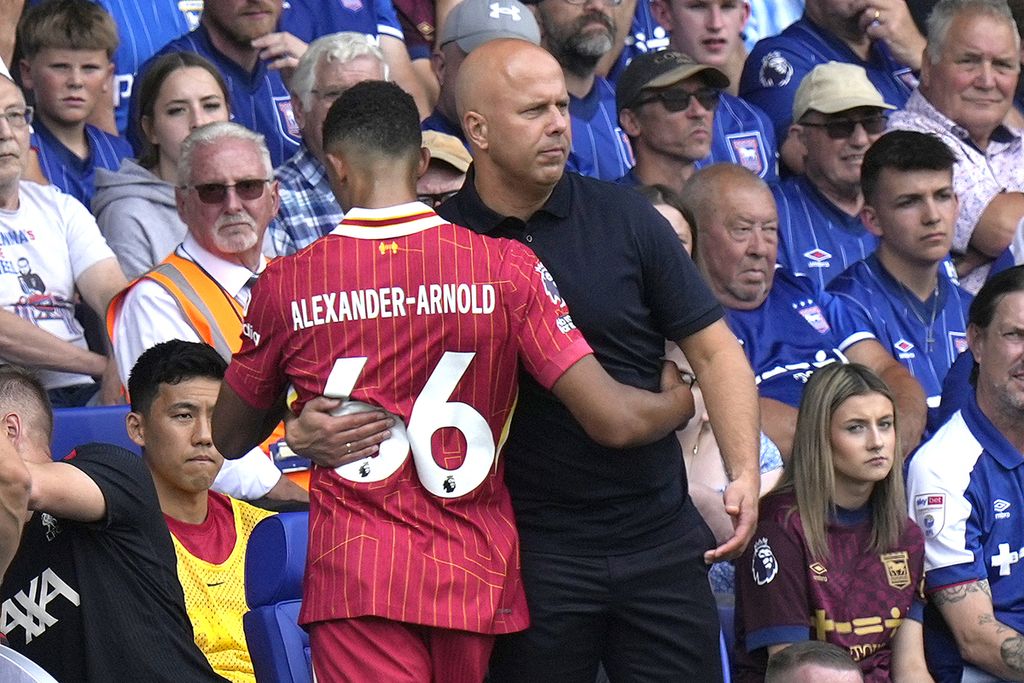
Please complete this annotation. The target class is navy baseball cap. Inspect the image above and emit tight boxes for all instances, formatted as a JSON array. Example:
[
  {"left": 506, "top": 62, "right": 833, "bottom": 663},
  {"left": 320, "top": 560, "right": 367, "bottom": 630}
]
[{"left": 616, "top": 50, "right": 729, "bottom": 113}]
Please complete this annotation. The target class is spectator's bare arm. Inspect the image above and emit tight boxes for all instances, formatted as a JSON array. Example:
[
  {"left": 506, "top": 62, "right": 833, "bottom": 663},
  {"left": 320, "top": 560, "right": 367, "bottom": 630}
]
[
  {"left": 0, "top": 308, "right": 106, "bottom": 376},
  {"left": 380, "top": 35, "right": 432, "bottom": 119},
  {"left": 76, "top": 256, "right": 128, "bottom": 321},
  {"left": 971, "top": 192, "right": 1024, "bottom": 259},
  {"left": 890, "top": 618, "right": 934, "bottom": 683}
]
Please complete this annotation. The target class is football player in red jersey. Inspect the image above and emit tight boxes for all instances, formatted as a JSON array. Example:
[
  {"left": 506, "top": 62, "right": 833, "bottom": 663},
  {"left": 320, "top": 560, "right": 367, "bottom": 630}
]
[{"left": 213, "top": 80, "right": 695, "bottom": 682}]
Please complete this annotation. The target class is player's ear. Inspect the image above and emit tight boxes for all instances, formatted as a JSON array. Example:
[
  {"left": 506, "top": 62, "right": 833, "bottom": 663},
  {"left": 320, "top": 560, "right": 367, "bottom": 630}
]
[
  {"left": 417, "top": 146, "right": 431, "bottom": 178},
  {"left": 126, "top": 411, "right": 146, "bottom": 449},
  {"left": 323, "top": 150, "right": 348, "bottom": 188}
]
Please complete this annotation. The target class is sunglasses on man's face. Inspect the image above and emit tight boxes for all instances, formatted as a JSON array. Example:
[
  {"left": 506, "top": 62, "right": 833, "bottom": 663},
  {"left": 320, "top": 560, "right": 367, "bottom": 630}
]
[
  {"left": 799, "top": 115, "right": 888, "bottom": 139},
  {"left": 634, "top": 87, "right": 721, "bottom": 113},
  {"left": 182, "top": 179, "right": 269, "bottom": 204}
]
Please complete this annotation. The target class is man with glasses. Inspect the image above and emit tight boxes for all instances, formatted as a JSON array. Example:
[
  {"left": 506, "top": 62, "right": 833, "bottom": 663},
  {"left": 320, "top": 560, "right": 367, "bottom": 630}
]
[
  {"left": 269, "top": 32, "right": 387, "bottom": 256},
  {"left": 889, "top": 0, "right": 1024, "bottom": 293},
  {"left": 526, "top": 0, "right": 636, "bottom": 181},
  {"left": 109, "top": 121, "right": 307, "bottom": 506},
  {"left": 740, "top": 0, "right": 922, "bottom": 172},
  {"left": 616, "top": 50, "right": 727, "bottom": 194},
  {"left": 774, "top": 62, "right": 894, "bottom": 289},
  {"left": 649, "top": 0, "right": 780, "bottom": 182},
  {"left": 0, "top": 75, "right": 127, "bottom": 408}
]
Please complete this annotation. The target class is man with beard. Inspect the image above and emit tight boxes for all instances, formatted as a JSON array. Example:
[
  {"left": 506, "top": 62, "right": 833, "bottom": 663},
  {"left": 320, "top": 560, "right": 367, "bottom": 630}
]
[
  {"left": 526, "top": 0, "right": 636, "bottom": 181},
  {"left": 740, "top": 0, "right": 924, "bottom": 172},
  {"left": 130, "top": 0, "right": 305, "bottom": 167},
  {"left": 907, "top": 266, "right": 1024, "bottom": 681}
]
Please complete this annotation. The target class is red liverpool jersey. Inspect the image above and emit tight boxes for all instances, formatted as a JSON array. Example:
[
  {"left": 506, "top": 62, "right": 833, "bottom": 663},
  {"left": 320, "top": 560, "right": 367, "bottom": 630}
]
[{"left": 225, "top": 203, "right": 592, "bottom": 634}]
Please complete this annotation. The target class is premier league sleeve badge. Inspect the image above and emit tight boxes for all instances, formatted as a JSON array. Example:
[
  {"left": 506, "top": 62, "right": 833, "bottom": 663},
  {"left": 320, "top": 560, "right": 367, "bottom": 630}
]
[{"left": 759, "top": 51, "right": 794, "bottom": 88}]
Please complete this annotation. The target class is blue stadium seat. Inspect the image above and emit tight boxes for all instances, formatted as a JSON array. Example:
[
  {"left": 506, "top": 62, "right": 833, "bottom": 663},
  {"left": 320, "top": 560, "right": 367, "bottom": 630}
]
[
  {"left": 51, "top": 406, "right": 138, "bottom": 460},
  {"left": 244, "top": 511, "right": 310, "bottom": 683},
  {"left": 0, "top": 644, "right": 59, "bottom": 682}
]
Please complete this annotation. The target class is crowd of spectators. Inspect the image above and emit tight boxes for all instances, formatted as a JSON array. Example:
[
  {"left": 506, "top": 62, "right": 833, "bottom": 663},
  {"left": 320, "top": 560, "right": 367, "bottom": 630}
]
[{"left": 0, "top": 0, "right": 1021, "bottom": 681}]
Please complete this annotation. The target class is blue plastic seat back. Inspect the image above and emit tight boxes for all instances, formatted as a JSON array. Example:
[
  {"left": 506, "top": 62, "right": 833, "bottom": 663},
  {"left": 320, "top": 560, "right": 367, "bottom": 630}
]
[
  {"left": 51, "top": 405, "right": 138, "bottom": 460},
  {"left": 244, "top": 511, "right": 310, "bottom": 683}
]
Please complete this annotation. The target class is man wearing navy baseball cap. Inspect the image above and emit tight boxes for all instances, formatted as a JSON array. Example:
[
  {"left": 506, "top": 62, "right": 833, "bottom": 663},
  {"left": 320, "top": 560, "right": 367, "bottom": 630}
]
[{"left": 616, "top": 50, "right": 728, "bottom": 195}]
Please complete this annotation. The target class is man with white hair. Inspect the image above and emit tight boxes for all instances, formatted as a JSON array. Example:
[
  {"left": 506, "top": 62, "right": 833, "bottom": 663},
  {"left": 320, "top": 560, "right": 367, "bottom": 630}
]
[
  {"left": 109, "top": 122, "right": 307, "bottom": 505},
  {"left": 888, "top": 0, "right": 1024, "bottom": 292},
  {"left": 269, "top": 32, "right": 388, "bottom": 256}
]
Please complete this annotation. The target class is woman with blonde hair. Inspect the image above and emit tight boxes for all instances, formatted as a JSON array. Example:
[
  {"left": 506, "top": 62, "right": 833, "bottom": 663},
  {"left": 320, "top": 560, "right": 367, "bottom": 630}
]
[{"left": 735, "top": 363, "right": 931, "bottom": 682}]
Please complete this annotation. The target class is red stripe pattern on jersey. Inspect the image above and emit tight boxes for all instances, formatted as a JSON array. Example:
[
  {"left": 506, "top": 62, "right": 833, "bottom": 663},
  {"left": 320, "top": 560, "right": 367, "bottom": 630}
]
[{"left": 225, "top": 203, "right": 591, "bottom": 633}]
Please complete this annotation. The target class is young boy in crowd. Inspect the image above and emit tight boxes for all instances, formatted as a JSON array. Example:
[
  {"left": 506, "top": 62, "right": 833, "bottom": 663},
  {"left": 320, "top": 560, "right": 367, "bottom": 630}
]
[{"left": 18, "top": 0, "right": 131, "bottom": 206}]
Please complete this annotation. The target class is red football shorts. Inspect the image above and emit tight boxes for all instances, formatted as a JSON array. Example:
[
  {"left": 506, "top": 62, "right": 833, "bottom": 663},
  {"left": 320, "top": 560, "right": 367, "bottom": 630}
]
[{"left": 310, "top": 616, "right": 494, "bottom": 683}]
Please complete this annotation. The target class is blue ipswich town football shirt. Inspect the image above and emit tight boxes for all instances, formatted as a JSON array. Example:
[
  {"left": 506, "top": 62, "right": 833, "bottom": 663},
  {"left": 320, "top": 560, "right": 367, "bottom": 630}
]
[
  {"left": 280, "top": 0, "right": 405, "bottom": 43},
  {"left": 724, "top": 268, "right": 875, "bottom": 408},
  {"left": 131, "top": 24, "right": 301, "bottom": 168},
  {"left": 908, "top": 393, "right": 1024, "bottom": 677},
  {"left": 739, "top": 15, "right": 915, "bottom": 142},
  {"left": 773, "top": 176, "right": 877, "bottom": 287},
  {"left": 32, "top": 120, "right": 132, "bottom": 207},
  {"left": 828, "top": 255, "right": 971, "bottom": 433},
  {"left": 607, "top": 0, "right": 670, "bottom": 84},
  {"left": 702, "top": 92, "right": 779, "bottom": 184},
  {"left": 568, "top": 77, "right": 635, "bottom": 182}
]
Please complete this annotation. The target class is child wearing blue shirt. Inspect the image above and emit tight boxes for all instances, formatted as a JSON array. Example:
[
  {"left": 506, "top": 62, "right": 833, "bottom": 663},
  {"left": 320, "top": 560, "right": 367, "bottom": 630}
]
[{"left": 18, "top": 0, "right": 131, "bottom": 207}]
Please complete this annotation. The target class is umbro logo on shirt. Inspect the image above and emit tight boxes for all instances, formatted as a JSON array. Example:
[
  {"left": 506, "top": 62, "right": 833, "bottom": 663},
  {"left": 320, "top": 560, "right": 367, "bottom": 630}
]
[
  {"left": 894, "top": 339, "right": 915, "bottom": 360},
  {"left": 803, "top": 248, "right": 832, "bottom": 268},
  {"left": 995, "top": 499, "right": 1012, "bottom": 520}
]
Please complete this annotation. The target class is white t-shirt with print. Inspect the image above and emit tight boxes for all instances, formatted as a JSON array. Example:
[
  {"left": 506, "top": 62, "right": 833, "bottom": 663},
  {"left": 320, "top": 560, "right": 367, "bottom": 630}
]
[{"left": 0, "top": 182, "right": 114, "bottom": 388}]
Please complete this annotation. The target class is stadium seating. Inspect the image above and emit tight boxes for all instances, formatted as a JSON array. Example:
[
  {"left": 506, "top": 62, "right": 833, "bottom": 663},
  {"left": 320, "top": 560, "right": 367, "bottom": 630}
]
[
  {"left": 0, "top": 644, "right": 59, "bottom": 682},
  {"left": 244, "top": 511, "right": 310, "bottom": 683},
  {"left": 51, "top": 405, "right": 138, "bottom": 460}
]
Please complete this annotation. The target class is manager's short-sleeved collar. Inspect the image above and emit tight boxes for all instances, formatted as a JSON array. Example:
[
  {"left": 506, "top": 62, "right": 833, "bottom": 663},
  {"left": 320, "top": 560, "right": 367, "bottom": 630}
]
[{"left": 446, "top": 166, "right": 573, "bottom": 234}]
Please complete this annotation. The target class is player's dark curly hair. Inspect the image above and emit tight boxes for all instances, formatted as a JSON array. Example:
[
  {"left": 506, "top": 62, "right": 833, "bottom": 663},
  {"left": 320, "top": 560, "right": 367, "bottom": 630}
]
[
  {"left": 322, "top": 80, "right": 421, "bottom": 159},
  {"left": 128, "top": 340, "right": 226, "bottom": 415}
]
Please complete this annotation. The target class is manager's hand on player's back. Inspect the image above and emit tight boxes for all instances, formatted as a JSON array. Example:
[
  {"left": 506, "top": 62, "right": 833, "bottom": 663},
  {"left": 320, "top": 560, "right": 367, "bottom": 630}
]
[{"left": 284, "top": 396, "right": 395, "bottom": 468}]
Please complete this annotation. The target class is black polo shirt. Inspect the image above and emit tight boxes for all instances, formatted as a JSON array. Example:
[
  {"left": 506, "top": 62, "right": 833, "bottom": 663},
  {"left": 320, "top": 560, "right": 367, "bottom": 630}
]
[{"left": 439, "top": 170, "right": 723, "bottom": 555}]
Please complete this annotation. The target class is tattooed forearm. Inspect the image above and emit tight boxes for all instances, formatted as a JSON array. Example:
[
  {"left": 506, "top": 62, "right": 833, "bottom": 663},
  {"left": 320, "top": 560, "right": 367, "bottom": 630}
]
[
  {"left": 1001, "top": 635, "right": 1024, "bottom": 674},
  {"left": 934, "top": 580, "right": 991, "bottom": 607},
  {"left": 980, "top": 612, "right": 1012, "bottom": 634}
]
